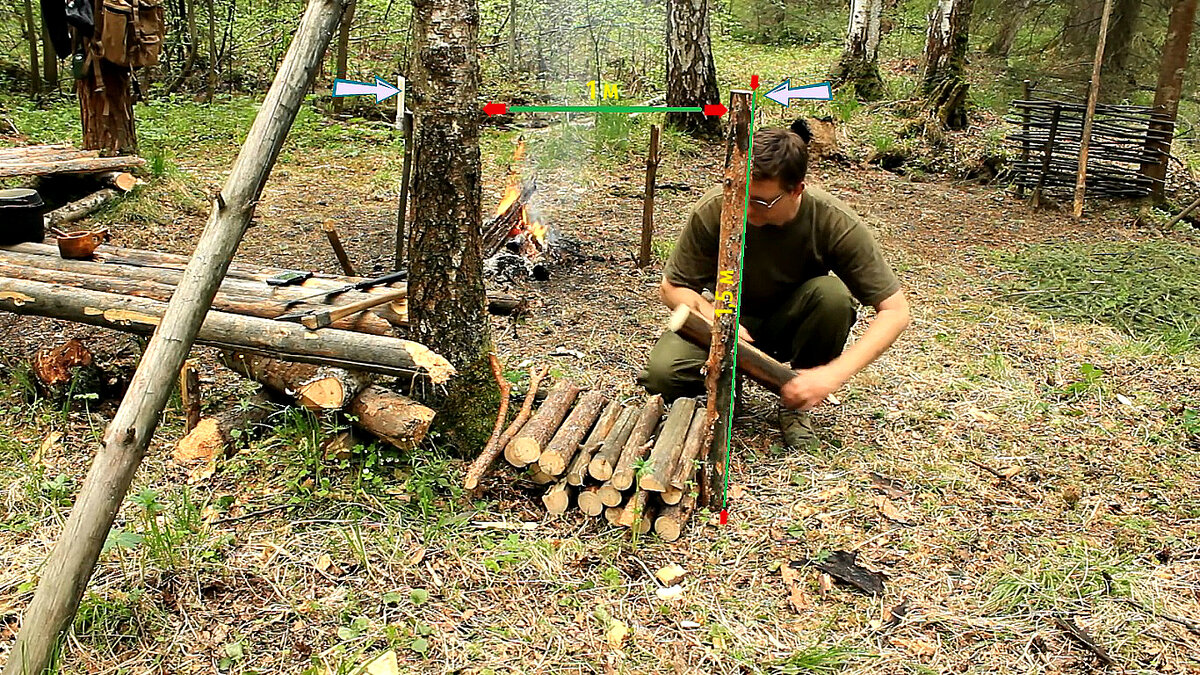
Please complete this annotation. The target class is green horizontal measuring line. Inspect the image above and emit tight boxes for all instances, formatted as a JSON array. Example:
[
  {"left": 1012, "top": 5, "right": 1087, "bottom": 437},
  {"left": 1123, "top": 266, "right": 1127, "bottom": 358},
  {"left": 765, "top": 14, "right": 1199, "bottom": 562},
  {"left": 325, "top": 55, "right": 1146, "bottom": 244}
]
[{"left": 506, "top": 105, "right": 703, "bottom": 113}]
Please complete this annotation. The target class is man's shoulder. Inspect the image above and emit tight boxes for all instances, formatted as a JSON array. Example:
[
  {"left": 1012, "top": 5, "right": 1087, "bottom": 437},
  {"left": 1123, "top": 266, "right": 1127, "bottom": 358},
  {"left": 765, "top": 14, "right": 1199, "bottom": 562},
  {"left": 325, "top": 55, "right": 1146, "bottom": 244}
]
[
  {"left": 803, "top": 184, "right": 864, "bottom": 228},
  {"left": 691, "top": 185, "right": 724, "bottom": 224}
]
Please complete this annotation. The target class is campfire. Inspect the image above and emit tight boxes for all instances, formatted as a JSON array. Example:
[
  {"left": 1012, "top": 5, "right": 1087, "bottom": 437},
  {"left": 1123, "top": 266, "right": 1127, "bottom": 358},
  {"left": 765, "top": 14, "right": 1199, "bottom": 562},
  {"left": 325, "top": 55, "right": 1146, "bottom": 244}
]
[{"left": 483, "top": 139, "right": 552, "bottom": 281}]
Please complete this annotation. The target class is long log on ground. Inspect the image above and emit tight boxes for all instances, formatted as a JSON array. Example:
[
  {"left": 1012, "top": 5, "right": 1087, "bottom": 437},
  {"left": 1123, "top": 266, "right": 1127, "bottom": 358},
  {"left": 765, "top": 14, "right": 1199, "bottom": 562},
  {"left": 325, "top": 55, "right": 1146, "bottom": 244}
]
[
  {"left": 0, "top": 278, "right": 454, "bottom": 382},
  {"left": 542, "top": 478, "right": 572, "bottom": 515},
  {"left": 44, "top": 189, "right": 118, "bottom": 228},
  {"left": 0, "top": 144, "right": 79, "bottom": 160},
  {"left": 504, "top": 380, "right": 581, "bottom": 467},
  {"left": 639, "top": 397, "right": 697, "bottom": 492},
  {"left": 0, "top": 154, "right": 145, "bottom": 179},
  {"left": 587, "top": 406, "right": 638, "bottom": 481},
  {"left": 669, "top": 304, "right": 795, "bottom": 394},
  {"left": 0, "top": 257, "right": 397, "bottom": 336},
  {"left": 219, "top": 352, "right": 433, "bottom": 449},
  {"left": 567, "top": 399, "right": 622, "bottom": 486},
  {"left": 655, "top": 490, "right": 697, "bottom": 542},
  {"left": 173, "top": 393, "right": 272, "bottom": 464},
  {"left": 662, "top": 409, "right": 711, "bottom": 505},
  {"left": 1, "top": 2, "right": 350, "bottom": 668},
  {"left": 464, "top": 365, "right": 547, "bottom": 490},
  {"left": 0, "top": 149, "right": 101, "bottom": 165},
  {"left": 538, "top": 390, "right": 606, "bottom": 475},
  {"left": 611, "top": 394, "right": 664, "bottom": 491},
  {"left": 577, "top": 485, "right": 606, "bottom": 516},
  {"left": 704, "top": 90, "right": 752, "bottom": 509},
  {"left": 219, "top": 352, "right": 371, "bottom": 411},
  {"left": 617, "top": 489, "right": 654, "bottom": 534}
]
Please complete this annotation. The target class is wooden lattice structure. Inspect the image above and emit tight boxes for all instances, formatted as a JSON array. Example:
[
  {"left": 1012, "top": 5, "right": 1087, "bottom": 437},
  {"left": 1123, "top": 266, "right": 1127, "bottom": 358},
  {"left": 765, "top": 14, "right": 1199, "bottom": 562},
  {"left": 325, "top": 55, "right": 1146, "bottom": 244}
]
[{"left": 1006, "top": 87, "right": 1174, "bottom": 200}]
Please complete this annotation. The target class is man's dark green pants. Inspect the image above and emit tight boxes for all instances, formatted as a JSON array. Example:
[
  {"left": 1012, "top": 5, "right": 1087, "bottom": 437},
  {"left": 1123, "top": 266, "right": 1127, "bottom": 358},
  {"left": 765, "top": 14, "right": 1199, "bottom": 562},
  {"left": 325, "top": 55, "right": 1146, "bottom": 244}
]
[{"left": 638, "top": 275, "right": 857, "bottom": 402}]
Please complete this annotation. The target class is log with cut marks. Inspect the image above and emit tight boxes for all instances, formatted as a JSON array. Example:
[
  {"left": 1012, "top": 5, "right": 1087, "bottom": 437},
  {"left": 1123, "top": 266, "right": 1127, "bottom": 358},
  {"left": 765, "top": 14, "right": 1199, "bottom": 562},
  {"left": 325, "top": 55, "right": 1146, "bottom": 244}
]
[
  {"left": 542, "top": 478, "right": 572, "bottom": 514},
  {"left": 655, "top": 490, "right": 696, "bottom": 542},
  {"left": 504, "top": 380, "right": 581, "bottom": 466},
  {"left": 587, "top": 406, "right": 638, "bottom": 480},
  {"left": 662, "top": 409, "right": 709, "bottom": 505},
  {"left": 538, "top": 390, "right": 606, "bottom": 475},
  {"left": 668, "top": 305, "right": 796, "bottom": 394},
  {"left": 617, "top": 489, "right": 654, "bottom": 534},
  {"left": 639, "top": 397, "right": 697, "bottom": 492},
  {"left": 220, "top": 351, "right": 371, "bottom": 411},
  {"left": 597, "top": 481, "right": 623, "bottom": 507},
  {"left": 567, "top": 399, "right": 622, "bottom": 485},
  {"left": 611, "top": 394, "right": 664, "bottom": 491},
  {"left": 174, "top": 393, "right": 272, "bottom": 464},
  {"left": 577, "top": 485, "right": 606, "bottom": 516}
]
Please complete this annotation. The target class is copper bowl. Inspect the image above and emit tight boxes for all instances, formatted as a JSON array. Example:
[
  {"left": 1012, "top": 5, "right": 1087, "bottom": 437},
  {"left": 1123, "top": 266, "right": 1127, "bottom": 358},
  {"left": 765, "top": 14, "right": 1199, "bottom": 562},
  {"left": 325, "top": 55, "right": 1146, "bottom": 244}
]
[{"left": 56, "top": 228, "right": 109, "bottom": 259}]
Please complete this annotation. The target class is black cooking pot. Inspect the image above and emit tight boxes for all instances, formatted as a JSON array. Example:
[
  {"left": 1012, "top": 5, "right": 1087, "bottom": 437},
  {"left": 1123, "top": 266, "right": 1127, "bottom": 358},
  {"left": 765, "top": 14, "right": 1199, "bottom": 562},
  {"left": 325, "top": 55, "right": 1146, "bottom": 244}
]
[{"left": 0, "top": 188, "right": 46, "bottom": 245}]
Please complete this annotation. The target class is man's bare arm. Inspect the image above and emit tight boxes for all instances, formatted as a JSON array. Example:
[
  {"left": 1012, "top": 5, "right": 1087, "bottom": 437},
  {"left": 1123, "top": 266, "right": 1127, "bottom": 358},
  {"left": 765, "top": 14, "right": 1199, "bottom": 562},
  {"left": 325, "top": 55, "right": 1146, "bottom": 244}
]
[{"left": 824, "top": 289, "right": 910, "bottom": 383}]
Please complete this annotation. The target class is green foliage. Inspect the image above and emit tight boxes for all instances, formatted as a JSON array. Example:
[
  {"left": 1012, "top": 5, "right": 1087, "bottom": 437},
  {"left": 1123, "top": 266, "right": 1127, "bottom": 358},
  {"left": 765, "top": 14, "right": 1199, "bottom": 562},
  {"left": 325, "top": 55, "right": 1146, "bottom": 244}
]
[
  {"left": 993, "top": 238, "right": 1200, "bottom": 352},
  {"left": 768, "top": 643, "right": 864, "bottom": 674}
]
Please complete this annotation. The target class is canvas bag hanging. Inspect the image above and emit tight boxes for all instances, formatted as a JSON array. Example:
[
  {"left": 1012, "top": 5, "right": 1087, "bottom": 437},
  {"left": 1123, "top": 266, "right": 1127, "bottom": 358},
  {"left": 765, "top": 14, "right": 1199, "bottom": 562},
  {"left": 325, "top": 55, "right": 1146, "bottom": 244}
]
[{"left": 99, "top": 0, "right": 164, "bottom": 68}]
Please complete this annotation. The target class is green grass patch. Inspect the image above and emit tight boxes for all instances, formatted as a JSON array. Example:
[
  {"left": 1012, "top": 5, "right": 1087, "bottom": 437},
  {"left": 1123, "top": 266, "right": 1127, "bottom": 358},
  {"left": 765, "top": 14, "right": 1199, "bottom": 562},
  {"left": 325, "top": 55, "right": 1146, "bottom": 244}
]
[{"left": 991, "top": 238, "right": 1200, "bottom": 352}]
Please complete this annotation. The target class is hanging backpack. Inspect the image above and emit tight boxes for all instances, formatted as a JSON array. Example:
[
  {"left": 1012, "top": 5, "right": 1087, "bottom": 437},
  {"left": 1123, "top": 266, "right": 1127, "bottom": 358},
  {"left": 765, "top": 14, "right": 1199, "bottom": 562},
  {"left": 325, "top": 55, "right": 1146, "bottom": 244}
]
[{"left": 98, "top": 0, "right": 164, "bottom": 68}]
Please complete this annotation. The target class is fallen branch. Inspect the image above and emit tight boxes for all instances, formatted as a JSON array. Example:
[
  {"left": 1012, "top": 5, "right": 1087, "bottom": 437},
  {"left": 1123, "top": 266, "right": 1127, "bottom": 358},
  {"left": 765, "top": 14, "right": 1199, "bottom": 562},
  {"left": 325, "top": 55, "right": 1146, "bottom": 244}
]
[
  {"left": 43, "top": 189, "right": 118, "bottom": 228},
  {"left": 464, "top": 365, "right": 547, "bottom": 490}
]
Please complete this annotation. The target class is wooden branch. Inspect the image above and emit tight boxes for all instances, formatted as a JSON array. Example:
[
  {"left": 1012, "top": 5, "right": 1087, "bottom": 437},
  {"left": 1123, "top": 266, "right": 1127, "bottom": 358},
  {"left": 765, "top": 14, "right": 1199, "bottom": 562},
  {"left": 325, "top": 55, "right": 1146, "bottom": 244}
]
[
  {"left": 655, "top": 490, "right": 696, "bottom": 542},
  {"left": 638, "top": 124, "right": 660, "bottom": 268},
  {"left": 587, "top": 406, "right": 638, "bottom": 481},
  {"left": 44, "top": 189, "right": 118, "bottom": 228},
  {"left": 1072, "top": 0, "right": 1115, "bottom": 218},
  {"left": 0, "top": 277, "right": 454, "bottom": 382},
  {"left": 537, "top": 390, "right": 606, "bottom": 475},
  {"left": 464, "top": 365, "right": 546, "bottom": 490},
  {"left": 179, "top": 360, "right": 201, "bottom": 433},
  {"left": 566, "top": 399, "right": 622, "bottom": 485},
  {"left": 504, "top": 380, "right": 581, "bottom": 467},
  {"left": 323, "top": 220, "right": 358, "bottom": 276},
  {"left": 639, "top": 397, "right": 697, "bottom": 492},
  {"left": 668, "top": 305, "right": 795, "bottom": 394},
  {"left": 662, "top": 409, "right": 710, "bottom": 505},
  {"left": 611, "top": 394, "right": 664, "bottom": 491},
  {"left": 616, "top": 489, "right": 654, "bottom": 534}
]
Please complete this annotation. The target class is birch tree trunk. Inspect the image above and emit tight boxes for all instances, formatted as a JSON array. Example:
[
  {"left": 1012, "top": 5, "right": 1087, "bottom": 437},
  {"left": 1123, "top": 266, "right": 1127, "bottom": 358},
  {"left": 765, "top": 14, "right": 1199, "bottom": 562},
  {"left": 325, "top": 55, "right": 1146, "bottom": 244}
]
[
  {"left": 666, "top": 0, "right": 720, "bottom": 138},
  {"left": 920, "top": 0, "right": 974, "bottom": 130},
  {"left": 831, "top": 0, "right": 884, "bottom": 101},
  {"left": 407, "top": 0, "right": 496, "bottom": 449}
]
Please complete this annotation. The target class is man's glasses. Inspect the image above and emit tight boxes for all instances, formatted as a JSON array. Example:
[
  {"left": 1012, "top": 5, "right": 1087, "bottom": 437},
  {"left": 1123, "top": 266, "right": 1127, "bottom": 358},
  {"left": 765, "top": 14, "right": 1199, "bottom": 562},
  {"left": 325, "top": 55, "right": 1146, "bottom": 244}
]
[{"left": 747, "top": 191, "right": 786, "bottom": 210}]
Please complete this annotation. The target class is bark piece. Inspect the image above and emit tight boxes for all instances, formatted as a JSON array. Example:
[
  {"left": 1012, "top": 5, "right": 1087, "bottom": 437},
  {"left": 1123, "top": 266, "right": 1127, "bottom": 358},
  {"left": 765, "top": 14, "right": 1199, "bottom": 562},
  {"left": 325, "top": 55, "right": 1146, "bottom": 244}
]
[
  {"left": 505, "top": 380, "right": 581, "bottom": 466},
  {"left": 587, "top": 406, "right": 638, "bottom": 481},
  {"left": 567, "top": 399, "right": 622, "bottom": 485},
  {"left": 639, "top": 397, "right": 697, "bottom": 492},
  {"left": 32, "top": 339, "right": 93, "bottom": 387},
  {"left": 538, "top": 390, "right": 607, "bottom": 476},
  {"left": 612, "top": 395, "right": 664, "bottom": 491}
]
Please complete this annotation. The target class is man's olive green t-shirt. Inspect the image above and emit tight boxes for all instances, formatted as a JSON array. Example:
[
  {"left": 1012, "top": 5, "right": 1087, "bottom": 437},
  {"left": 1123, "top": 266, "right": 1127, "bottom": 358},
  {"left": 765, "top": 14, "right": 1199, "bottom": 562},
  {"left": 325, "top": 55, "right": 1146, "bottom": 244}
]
[{"left": 663, "top": 185, "right": 900, "bottom": 319}]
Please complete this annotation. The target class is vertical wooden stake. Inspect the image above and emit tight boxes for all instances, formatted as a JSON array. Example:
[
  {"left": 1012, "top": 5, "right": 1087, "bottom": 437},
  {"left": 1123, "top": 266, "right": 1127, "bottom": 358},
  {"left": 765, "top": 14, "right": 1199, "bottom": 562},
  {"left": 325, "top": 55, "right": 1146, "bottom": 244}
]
[
  {"left": 1073, "top": 0, "right": 1114, "bottom": 219},
  {"left": 322, "top": 219, "right": 358, "bottom": 276},
  {"left": 703, "top": 90, "right": 752, "bottom": 508},
  {"left": 1, "top": 2, "right": 348, "bottom": 672},
  {"left": 395, "top": 109, "right": 415, "bottom": 269},
  {"left": 1032, "top": 104, "right": 1062, "bottom": 209},
  {"left": 1017, "top": 79, "right": 1031, "bottom": 197},
  {"left": 638, "top": 124, "right": 661, "bottom": 268},
  {"left": 180, "top": 360, "right": 201, "bottom": 434}
]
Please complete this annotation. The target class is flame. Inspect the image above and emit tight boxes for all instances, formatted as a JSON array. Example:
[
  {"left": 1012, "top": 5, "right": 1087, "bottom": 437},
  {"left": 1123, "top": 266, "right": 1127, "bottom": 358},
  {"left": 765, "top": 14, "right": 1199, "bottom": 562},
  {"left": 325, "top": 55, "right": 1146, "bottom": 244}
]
[
  {"left": 495, "top": 183, "right": 520, "bottom": 216},
  {"left": 513, "top": 138, "right": 526, "bottom": 163}
]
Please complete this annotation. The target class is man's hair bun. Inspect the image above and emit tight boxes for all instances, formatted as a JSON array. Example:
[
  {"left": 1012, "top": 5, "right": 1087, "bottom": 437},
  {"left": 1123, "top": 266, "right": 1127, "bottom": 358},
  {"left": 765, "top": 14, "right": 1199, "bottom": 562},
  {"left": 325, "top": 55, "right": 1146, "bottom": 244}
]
[{"left": 789, "top": 118, "right": 812, "bottom": 144}]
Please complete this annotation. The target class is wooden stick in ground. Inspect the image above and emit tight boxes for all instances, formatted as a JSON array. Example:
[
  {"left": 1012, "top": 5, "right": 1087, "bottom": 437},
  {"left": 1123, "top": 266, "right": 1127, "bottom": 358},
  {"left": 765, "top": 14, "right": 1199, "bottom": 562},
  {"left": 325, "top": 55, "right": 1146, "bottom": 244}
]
[
  {"left": 1, "top": 2, "right": 349, "bottom": 669},
  {"left": 323, "top": 219, "right": 358, "bottom": 276},
  {"left": 655, "top": 489, "right": 696, "bottom": 542},
  {"left": 662, "top": 409, "right": 711, "bottom": 505},
  {"left": 639, "top": 397, "right": 697, "bottom": 492},
  {"left": 43, "top": 189, "right": 118, "bottom": 228},
  {"left": 504, "top": 380, "right": 581, "bottom": 466},
  {"left": 668, "top": 305, "right": 795, "bottom": 394},
  {"left": 567, "top": 399, "right": 622, "bottom": 485},
  {"left": 638, "top": 124, "right": 660, "bottom": 268},
  {"left": 465, "top": 365, "right": 546, "bottom": 490},
  {"left": 542, "top": 478, "right": 572, "bottom": 515},
  {"left": 611, "top": 394, "right": 665, "bottom": 491},
  {"left": 538, "top": 390, "right": 606, "bottom": 475},
  {"left": 179, "top": 360, "right": 201, "bottom": 433},
  {"left": 1072, "top": 0, "right": 1114, "bottom": 219},
  {"left": 587, "top": 406, "right": 638, "bottom": 481},
  {"left": 617, "top": 489, "right": 655, "bottom": 534},
  {"left": 577, "top": 485, "right": 606, "bottom": 516}
]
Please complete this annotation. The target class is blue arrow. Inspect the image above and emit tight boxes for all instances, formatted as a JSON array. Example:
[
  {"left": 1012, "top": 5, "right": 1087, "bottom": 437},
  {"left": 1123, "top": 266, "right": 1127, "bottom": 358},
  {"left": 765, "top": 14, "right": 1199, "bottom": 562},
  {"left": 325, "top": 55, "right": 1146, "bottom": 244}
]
[
  {"left": 764, "top": 79, "right": 833, "bottom": 105},
  {"left": 332, "top": 76, "right": 400, "bottom": 103}
]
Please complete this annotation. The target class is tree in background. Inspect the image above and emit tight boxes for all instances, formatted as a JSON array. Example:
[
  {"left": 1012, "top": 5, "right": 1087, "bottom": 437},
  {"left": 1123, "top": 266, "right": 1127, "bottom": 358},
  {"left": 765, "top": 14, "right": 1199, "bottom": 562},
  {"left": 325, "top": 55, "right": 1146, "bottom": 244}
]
[
  {"left": 332, "top": 0, "right": 357, "bottom": 113},
  {"left": 666, "top": 0, "right": 721, "bottom": 138},
  {"left": 21, "top": 0, "right": 42, "bottom": 96},
  {"left": 984, "top": 0, "right": 1034, "bottom": 58},
  {"left": 832, "top": 0, "right": 885, "bottom": 101},
  {"left": 407, "top": 0, "right": 497, "bottom": 449},
  {"left": 920, "top": 0, "right": 975, "bottom": 129},
  {"left": 1142, "top": 0, "right": 1197, "bottom": 200},
  {"left": 1099, "top": 0, "right": 1140, "bottom": 98}
]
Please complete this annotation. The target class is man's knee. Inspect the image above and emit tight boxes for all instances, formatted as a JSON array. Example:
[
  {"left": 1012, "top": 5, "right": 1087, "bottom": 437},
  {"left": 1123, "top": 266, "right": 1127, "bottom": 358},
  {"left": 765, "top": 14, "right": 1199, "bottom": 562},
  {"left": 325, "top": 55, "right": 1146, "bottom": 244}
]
[
  {"left": 638, "top": 331, "right": 706, "bottom": 402},
  {"left": 802, "top": 275, "right": 855, "bottom": 320}
]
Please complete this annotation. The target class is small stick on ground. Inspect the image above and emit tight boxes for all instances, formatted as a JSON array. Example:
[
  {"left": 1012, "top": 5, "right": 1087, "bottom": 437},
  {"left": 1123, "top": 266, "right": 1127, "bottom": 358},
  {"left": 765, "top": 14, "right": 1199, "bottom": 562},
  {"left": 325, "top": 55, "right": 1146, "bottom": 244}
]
[
  {"left": 179, "top": 360, "right": 201, "bottom": 434},
  {"left": 323, "top": 219, "right": 358, "bottom": 276},
  {"left": 465, "top": 364, "right": 545, "bottom": 490}
]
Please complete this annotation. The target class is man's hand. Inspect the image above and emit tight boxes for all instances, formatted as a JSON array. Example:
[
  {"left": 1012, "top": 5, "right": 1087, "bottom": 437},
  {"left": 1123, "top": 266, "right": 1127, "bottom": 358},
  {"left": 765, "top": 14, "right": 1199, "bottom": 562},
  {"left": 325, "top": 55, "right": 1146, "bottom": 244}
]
[{"left": 780, "top": 366, "right": 843, "bottom": 411}]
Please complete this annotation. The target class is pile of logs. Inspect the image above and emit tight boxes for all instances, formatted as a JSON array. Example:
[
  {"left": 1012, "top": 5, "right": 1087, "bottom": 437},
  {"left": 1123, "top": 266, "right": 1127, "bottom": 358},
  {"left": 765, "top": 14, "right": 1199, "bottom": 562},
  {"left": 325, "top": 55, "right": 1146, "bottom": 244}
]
[
  {"left": 467, "top": 377, "right": 711, "bottom": 541},
  {"left": 0, "top": 144, "right": 144, "bottom": 179}
]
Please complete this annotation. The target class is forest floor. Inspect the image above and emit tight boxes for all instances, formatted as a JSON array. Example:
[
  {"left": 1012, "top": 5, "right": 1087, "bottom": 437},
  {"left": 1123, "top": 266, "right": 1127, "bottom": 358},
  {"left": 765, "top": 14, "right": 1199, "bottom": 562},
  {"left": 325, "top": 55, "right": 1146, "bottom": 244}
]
[{"left": 3, "top": 64, "right": 1200, "bottom": 675}]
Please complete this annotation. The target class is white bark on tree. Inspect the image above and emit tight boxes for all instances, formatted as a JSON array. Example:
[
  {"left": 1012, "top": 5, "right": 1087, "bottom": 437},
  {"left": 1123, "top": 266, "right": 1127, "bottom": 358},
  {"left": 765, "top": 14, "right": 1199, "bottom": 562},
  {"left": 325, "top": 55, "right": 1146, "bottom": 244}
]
[
  {"left": 666, "top": 0, "right": 720, "bottom": 137},
  {"left": 833, "top": 0, "right": 885, "bottom": 100}
]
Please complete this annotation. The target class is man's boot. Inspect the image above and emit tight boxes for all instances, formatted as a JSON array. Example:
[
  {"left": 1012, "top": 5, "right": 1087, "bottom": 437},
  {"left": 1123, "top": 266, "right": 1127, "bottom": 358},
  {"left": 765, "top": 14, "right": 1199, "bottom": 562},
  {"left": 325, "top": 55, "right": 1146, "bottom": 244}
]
[{"left": 778, "top": 406, "right": 819, "bottom": 451}]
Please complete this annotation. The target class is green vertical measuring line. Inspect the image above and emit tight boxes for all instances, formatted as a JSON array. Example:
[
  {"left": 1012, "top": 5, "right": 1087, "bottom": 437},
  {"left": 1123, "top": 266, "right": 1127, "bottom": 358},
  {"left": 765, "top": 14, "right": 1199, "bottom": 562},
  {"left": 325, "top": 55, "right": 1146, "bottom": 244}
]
[{"left": 721, "top": 90, "right": 757, "bottom": 513}]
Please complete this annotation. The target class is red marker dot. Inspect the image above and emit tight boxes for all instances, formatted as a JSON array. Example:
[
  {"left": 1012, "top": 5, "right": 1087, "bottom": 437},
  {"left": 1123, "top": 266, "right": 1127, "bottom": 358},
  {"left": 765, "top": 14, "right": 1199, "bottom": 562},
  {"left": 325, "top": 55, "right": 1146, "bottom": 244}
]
[
  {"left": 750, "top": 75, "right": 759, "bottom": 90},
  {"left": 719, "top": 509, "right": 729, "bottom": 525}
]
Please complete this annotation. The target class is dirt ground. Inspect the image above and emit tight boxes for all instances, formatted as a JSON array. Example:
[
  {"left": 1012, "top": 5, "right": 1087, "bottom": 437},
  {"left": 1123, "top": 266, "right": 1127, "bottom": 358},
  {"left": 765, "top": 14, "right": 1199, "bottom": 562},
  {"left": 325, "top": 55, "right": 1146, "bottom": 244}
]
[{"left": 1, "top": 115, "right": 1199, "bottom": 675}]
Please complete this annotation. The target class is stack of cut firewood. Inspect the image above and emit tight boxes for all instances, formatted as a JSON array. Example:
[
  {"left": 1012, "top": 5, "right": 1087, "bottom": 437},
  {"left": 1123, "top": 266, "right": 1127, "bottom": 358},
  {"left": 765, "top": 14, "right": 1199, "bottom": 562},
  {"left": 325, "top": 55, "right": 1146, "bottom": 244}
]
[{"left": 467, "top": 377, "right": 710, "bottom": 541}]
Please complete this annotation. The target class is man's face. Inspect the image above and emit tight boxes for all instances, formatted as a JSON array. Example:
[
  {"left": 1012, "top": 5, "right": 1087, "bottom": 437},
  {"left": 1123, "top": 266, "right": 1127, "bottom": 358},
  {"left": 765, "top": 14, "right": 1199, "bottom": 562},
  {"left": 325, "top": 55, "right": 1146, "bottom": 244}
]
[{"left": 746, "top": 177, "right": 804, "bottom": 227}]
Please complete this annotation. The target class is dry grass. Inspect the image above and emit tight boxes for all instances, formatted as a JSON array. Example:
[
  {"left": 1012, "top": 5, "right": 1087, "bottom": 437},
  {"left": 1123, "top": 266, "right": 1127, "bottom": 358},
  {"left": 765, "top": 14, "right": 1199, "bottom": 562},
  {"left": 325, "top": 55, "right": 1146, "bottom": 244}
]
[{"left": 1, "top": 113, "right": 1198, "bottom": 675}]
